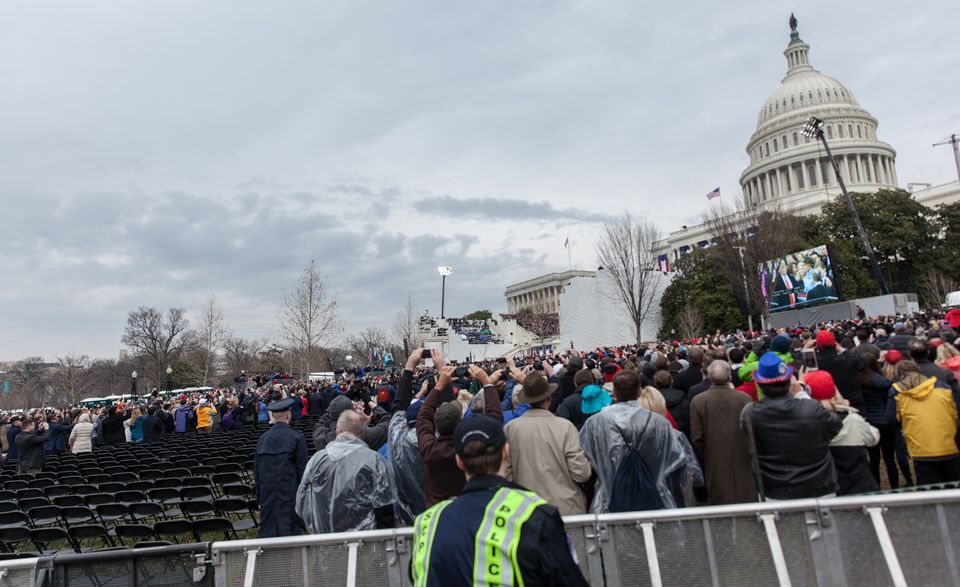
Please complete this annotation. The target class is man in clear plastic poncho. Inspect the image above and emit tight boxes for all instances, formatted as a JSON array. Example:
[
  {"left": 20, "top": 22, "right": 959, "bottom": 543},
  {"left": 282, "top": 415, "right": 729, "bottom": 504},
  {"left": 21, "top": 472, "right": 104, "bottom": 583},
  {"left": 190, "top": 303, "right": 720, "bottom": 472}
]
[
  {"left": 296, "top": 409, "right": 394, "bottom": 533},
  {"left": 580, "top": 370, "right": 688, "bottom": 512}
]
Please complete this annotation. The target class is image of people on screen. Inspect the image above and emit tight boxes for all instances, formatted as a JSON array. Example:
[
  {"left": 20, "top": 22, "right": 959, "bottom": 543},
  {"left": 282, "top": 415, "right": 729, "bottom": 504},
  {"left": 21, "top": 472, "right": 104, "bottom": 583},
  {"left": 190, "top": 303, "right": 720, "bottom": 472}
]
[{"left": 760, "top": 245, "right": 839, "bottom": 312}]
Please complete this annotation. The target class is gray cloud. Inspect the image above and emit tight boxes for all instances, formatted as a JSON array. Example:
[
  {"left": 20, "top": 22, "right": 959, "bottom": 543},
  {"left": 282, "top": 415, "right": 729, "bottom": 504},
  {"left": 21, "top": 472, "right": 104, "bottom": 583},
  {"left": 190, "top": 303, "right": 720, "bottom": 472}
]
[
  {"left": 0, "top": 0, "right": 956, "bottom": 359},
  {"left": 413, "top": 194, "right": 613, "bottom": 223}
]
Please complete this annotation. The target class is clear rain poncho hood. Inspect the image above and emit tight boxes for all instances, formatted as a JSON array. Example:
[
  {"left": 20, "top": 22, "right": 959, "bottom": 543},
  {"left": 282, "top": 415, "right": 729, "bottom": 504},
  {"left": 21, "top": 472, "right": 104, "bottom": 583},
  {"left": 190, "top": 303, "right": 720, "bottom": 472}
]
[
  {"left": 387, "top": 411, "right": 426, "bottom": 525},
  {"left": 295, "top": 435, "right": 393, "bottom": 534},
  {"left": 579, "top": 401, "right": 688, "bottom": 512}
]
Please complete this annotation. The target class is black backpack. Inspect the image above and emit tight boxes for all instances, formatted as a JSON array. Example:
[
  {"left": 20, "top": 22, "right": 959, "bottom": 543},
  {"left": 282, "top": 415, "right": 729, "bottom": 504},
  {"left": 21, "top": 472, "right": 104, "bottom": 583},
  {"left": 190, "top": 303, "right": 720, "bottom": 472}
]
[{"left": 608, "top": 413, "right": 665, "bottom": 512}]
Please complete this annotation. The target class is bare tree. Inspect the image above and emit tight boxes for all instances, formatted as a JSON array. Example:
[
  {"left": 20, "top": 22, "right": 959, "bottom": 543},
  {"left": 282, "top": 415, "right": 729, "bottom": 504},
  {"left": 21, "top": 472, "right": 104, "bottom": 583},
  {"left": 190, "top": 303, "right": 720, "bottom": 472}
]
[
  {"left": 595, "top": 213, "right": 664, "bottom": 343},
  {"left": 920, "top": 269, "right": 958, "bottom": 309},
  {"left": 5, "top": 357, "right": 51, "bottom": 408},
  {"left": 346, "top": 327, "right": 390, "bottom": 365},
  {"left": 677, "top": 302, "right": 705, "bottom": 340},
  {"left": 392, "top": 294, "right": 422, "bottom": 359},
  {"left": 193, "top": 294, "right": 226, "bottom": 385},
  {"left": 121, "top": 307, "right": 193, "bottom": 389},
  {"left": 702, "top": 199, "right": 803, "bottom": 326},
  {"left": 51, "top": 353, "right": 97, "bottom": 406},
  {"left": 279, "top": 260, "right": 342, "bottom": 377},
  {"left": 223, "top": 336, "right": 266, "bottom": 376}
]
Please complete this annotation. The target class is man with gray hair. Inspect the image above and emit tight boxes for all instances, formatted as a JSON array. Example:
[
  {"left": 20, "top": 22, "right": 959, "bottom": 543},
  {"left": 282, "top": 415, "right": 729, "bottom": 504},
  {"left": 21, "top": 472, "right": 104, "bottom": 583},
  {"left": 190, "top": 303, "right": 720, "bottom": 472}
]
[
  {"left": 689, "top": 360, "right": 758, "bottom": 505},
  {"left": 296, "top": 409, "right": 394, "bottom": 534}
]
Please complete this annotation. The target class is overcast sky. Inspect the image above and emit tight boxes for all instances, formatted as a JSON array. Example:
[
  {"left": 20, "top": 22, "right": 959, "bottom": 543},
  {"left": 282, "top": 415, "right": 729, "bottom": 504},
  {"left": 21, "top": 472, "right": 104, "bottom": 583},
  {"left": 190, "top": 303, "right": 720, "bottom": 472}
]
[{"left": 1, "top": 0, "right": 957, "bottom": 360}]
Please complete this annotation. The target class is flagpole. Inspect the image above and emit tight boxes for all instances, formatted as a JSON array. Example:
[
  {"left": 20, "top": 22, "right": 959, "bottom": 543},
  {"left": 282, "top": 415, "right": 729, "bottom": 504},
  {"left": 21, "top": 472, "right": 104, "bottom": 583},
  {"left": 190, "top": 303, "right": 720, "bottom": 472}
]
[{"left": 566, "top": 239, "right": 572, "bottom": 270}]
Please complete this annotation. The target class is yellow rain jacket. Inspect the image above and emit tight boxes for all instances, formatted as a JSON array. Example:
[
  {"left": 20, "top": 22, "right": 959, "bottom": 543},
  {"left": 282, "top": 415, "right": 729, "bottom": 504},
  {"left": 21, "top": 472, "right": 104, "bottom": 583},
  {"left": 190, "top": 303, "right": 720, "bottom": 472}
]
[{"left": 894, "top": 376, "right": 959, "bottom": 459}]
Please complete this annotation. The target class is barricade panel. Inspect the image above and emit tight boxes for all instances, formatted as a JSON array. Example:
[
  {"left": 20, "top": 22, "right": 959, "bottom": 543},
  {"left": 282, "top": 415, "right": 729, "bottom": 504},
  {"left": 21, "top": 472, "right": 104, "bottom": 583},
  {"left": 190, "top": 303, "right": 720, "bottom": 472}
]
[
  {"left": 831, "top": 508, "right": 894, "bottom": 587},
  {"left": 885, "top": 502, "right": 955, "bottom": 586},
  {"left": 710, "top": 515, "right": 780, "bottom": 585}
]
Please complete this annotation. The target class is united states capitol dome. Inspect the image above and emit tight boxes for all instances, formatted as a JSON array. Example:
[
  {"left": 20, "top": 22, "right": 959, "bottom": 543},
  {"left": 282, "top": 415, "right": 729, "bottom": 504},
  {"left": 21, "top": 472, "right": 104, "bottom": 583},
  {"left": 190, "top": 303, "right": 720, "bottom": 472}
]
[{"left": 739, "top": 15, "right": 898, "bottom": 215}]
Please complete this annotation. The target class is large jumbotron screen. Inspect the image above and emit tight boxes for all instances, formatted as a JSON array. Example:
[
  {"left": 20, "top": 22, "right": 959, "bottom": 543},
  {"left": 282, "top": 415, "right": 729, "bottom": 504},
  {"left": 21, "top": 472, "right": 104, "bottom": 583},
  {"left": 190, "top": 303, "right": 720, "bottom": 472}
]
[{"left": 759, "top": 244, "right": 840, "bottom": 312}]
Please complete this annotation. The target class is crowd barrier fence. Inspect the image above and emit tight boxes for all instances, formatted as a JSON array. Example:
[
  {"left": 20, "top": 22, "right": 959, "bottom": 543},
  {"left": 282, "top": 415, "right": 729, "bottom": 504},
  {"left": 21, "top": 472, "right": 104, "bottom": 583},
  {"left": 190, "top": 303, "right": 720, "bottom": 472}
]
[{"left": 3, "top": 488, "right": 959, "bottom": 586}]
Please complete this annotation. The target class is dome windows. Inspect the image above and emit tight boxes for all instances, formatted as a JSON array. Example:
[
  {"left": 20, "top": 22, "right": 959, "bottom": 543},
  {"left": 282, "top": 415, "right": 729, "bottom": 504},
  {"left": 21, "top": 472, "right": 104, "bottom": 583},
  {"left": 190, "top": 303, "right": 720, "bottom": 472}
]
[
  {"left": 793, "top": 132, "right": 799, "bottom": 146},
  {"left": 838, "top": 125, "right": 844, "bottom": 138}
]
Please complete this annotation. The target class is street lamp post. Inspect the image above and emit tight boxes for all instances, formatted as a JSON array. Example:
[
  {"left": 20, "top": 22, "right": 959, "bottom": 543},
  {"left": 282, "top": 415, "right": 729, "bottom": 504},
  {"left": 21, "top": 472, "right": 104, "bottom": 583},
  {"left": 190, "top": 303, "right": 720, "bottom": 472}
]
[
  {"left": 131, "top": 370, "right": 138, "bottom": 395},
  {"left": 802, "top": 117, "right": 889, "bottom": 296},
  {"left": 165, "top": 365, "right": 173, "bottom": 392},
  {"left": 437, "top": 266, "right": 453, "bottom": 319}
]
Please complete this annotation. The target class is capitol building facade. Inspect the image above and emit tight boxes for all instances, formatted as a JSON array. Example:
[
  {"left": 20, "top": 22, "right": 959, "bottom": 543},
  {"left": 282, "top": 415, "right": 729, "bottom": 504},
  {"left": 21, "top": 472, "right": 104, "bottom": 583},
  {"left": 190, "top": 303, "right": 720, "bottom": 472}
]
[{"left": 657, "top": 17, "right": 959, "bottom": 263}]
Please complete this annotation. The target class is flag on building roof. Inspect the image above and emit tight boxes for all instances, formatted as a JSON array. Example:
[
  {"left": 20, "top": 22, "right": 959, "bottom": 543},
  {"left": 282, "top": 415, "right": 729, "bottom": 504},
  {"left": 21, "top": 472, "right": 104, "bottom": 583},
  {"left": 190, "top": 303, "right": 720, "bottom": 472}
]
[
  {"left": 706, "top": 187, "right": 721, "bottom": 200},
  {"left": 563, "top": 237, "right": 569, "bottom": 248},
  {"left": 657, "top": 254, "right": 670, "bottom": 273}
]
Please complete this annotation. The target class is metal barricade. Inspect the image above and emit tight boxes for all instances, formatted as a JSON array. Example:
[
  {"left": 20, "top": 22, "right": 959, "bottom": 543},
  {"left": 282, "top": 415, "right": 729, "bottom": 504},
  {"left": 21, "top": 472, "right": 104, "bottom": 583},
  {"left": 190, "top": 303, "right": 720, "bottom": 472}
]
[
  {"left": 34, "top": 543, "right": 211, "bottom": 587},
  {"left": 0, "top": 557, "right": 39, "bottom": 587},
  {"left": 210, "top": 529, "right": 413, "bottom": 587},
  {"left": 16, "top": 488, "right": 960, "bottom": 586}
]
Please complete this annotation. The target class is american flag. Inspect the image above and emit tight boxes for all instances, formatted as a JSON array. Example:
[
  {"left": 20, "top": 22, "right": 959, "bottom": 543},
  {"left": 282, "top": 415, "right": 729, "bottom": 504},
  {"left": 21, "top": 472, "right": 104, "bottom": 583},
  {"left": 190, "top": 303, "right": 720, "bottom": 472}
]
[{"left": 706, "top": 187, "right": 721, "bottom": 200}]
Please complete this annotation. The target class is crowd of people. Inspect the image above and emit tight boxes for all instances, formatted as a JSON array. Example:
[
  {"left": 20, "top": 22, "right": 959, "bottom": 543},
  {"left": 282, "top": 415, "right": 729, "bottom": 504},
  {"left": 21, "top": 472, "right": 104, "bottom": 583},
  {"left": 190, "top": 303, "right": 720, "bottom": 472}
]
[{"left": 4, "top": 310, "right": 959, "bottom": 584}]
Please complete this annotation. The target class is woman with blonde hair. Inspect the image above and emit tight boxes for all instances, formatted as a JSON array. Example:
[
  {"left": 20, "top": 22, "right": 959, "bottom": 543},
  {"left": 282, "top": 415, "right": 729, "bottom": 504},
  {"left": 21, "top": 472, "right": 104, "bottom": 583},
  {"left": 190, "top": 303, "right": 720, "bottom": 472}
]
[{"left": 936, "top": 343, "right": 960, "bottom": 378}]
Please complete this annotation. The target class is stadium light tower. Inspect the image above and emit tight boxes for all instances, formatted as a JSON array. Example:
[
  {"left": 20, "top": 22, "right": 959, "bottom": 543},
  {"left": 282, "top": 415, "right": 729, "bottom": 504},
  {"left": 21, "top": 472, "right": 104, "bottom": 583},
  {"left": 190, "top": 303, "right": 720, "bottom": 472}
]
[
  {"left": 437, "top": 266, "right": 453, "bottom": 319},
  {"left": 802, "top": 117, "right": 889, "bottom": 295}
]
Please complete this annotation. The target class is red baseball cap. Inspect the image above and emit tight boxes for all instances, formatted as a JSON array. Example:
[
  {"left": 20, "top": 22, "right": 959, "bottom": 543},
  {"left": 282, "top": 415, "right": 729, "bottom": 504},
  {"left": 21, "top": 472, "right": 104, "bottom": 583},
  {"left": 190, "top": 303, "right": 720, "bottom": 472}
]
[
  {"left": 885, "top": 350, "right": 904, "bottom": 364},
  {"left": 804, "top": 370, "right": 836, "bottom": 401},
  {"left": 815, "top": 330, "right": 836, "bottom": 349}
]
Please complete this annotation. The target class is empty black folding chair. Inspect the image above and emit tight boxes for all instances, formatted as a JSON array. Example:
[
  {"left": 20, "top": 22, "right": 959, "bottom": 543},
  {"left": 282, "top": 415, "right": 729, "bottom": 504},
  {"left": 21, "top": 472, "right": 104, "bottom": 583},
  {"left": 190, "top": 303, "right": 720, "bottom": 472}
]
[
  {"left": 18, "top": 497, "right": 50, "bottom": 512},
  {"left": 67, "top": 524, "right": 114, "bottom": 552},
  {"left": 28, "top": 478, "right": 55, "bottom": 490},
  {"left": 214, "top": 498, "right": 258, "bottom": 532},
  {"left": 0, "top": 526, "right": 33, "bottom": 553},
  {"left": 0, "top": 502, "right": 18, "bottom": 514},
  {"left": 84, "top": 493, "right": 116, "bottom": 508},
  {"left": 52, "top": 495, "right": 85, "bottom": 508},
  {"left": 114, "top": 524, "right": 160, "bottom": 547},
  {"left": 96, "top": 482, "right": 126, "bottom": 495},
  {"left": 95, "top": 503, "right": 129, "bottom": 527},
  {"left": 59, "top": 506, "right": 97, "bottom": 528},
  {"left": 84, "top": 473, "right": 112, "bottom": 485},
  {"left": 129, "top": 502, "right": 166, "bottom": 524},
  {"left": 30, "top": 527, "right": 70, "bottom": 554},
  {"left": 28, "top": 505, "right": 62, "bottom": 528},
  {"left": 153, "top": 519, "right": 194, "bottom": 544},
  {"left": 153, "top": 478, "right": 181, "bottom": 490},
  {"left": 179, "top": 486, "right": 214, "bottom": 502},
  {"left": 179, "top": 500, "right": 215, "bottom": 521},
  {"left": 43, "top": 485, "right": 73, "bottom": 499},
  {"left": 15, "top": 488, "right": 45, "bottom": 501},
  {"left": 114, "top": 491, "right": 147, "bottom": 507},
  {"left": 111, "top": 472, "right": 138, "bottom": 484},
  {"left": 1, "top": 481, "right": 28, "bottom": 492},
  {"left": 191, "top": 517, "right": 237, "bottom": 542},
  {"left": 70, "top": 484, "right": 99, "bottom": 497}
]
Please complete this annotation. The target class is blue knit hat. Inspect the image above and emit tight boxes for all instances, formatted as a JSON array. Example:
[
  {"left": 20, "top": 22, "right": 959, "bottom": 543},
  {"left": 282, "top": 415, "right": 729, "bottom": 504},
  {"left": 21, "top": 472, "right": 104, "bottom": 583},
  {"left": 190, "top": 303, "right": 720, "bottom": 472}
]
[{"left": 770, "top": 334, "right": 791, "bottom": 355}]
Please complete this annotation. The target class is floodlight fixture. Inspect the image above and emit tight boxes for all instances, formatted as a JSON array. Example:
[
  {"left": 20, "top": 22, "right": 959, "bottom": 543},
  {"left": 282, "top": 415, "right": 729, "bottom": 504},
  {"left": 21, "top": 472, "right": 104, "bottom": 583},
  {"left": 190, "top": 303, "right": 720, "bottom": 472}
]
[
  {"left": 801, "top": 116, "right": 824, "bottom": 139},
  {"left": 800, "top": 116, "right": 888, "bottom": 295},
  {"left": 437, "top": 266, "right": 453, "bottom": 276}
]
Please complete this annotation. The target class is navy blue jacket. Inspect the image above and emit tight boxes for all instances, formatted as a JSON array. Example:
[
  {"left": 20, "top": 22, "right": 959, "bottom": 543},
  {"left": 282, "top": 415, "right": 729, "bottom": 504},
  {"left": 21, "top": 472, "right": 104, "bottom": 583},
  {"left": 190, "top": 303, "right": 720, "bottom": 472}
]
[
  {"left": 862, "top": 372, "right": 893, "bottom": 427},
  {"left": 411, "top": 475, "right": 588, "bottom": 587},
  {"left": 6, "top": 426, "right": 20, "bottom": 461},
  {"left": 254, "top": 422, "right": 308, "bottom": 538},
  {"left": 44, "top": 423, "right": 73, "bottom": 454}
]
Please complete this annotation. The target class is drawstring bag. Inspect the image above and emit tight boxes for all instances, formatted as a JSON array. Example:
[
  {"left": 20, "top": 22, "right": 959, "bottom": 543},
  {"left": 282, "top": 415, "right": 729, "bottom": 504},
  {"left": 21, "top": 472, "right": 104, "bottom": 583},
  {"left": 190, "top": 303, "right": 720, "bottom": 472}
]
[{"left": 608, "top": 413, "right": 665, "bottom": 512}]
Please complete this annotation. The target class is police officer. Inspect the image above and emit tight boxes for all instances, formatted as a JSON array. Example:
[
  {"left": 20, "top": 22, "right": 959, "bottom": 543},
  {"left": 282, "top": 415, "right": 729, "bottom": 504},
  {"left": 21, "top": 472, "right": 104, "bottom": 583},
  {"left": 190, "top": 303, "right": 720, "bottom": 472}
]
[
  {"left": 254, "top": 397, "right": 308, "bottom": 538},
  {"left": 411, "top": 414, "right": 588, "bottom": 586}
]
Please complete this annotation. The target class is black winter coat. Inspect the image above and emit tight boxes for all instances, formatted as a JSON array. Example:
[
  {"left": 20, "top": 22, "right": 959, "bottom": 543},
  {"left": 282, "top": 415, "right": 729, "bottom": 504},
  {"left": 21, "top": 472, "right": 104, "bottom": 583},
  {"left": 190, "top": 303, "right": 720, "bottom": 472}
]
[
  {"left": 660, "top": 387, "right": 691, "bottom": 439},
  {"left": 674, "top": 364, "right": 703, "bottom": 393},
  {"left": 862, "top": 372, "right": 893, "bottom": 427},
  {"left": 15, "top": 430, "right": 50, "bottom": 472},
  {"left": 254, "top": 423, "right": 308, "bottom": 538},
  {"left": 817, "top": 349, "right": 865, "bottom": 413},
  {"left": 741, "top": 395, "right": 842, "bottom": 499},
  {"left": 100, "top": 412, "right": 131, "bottom": 445}
]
